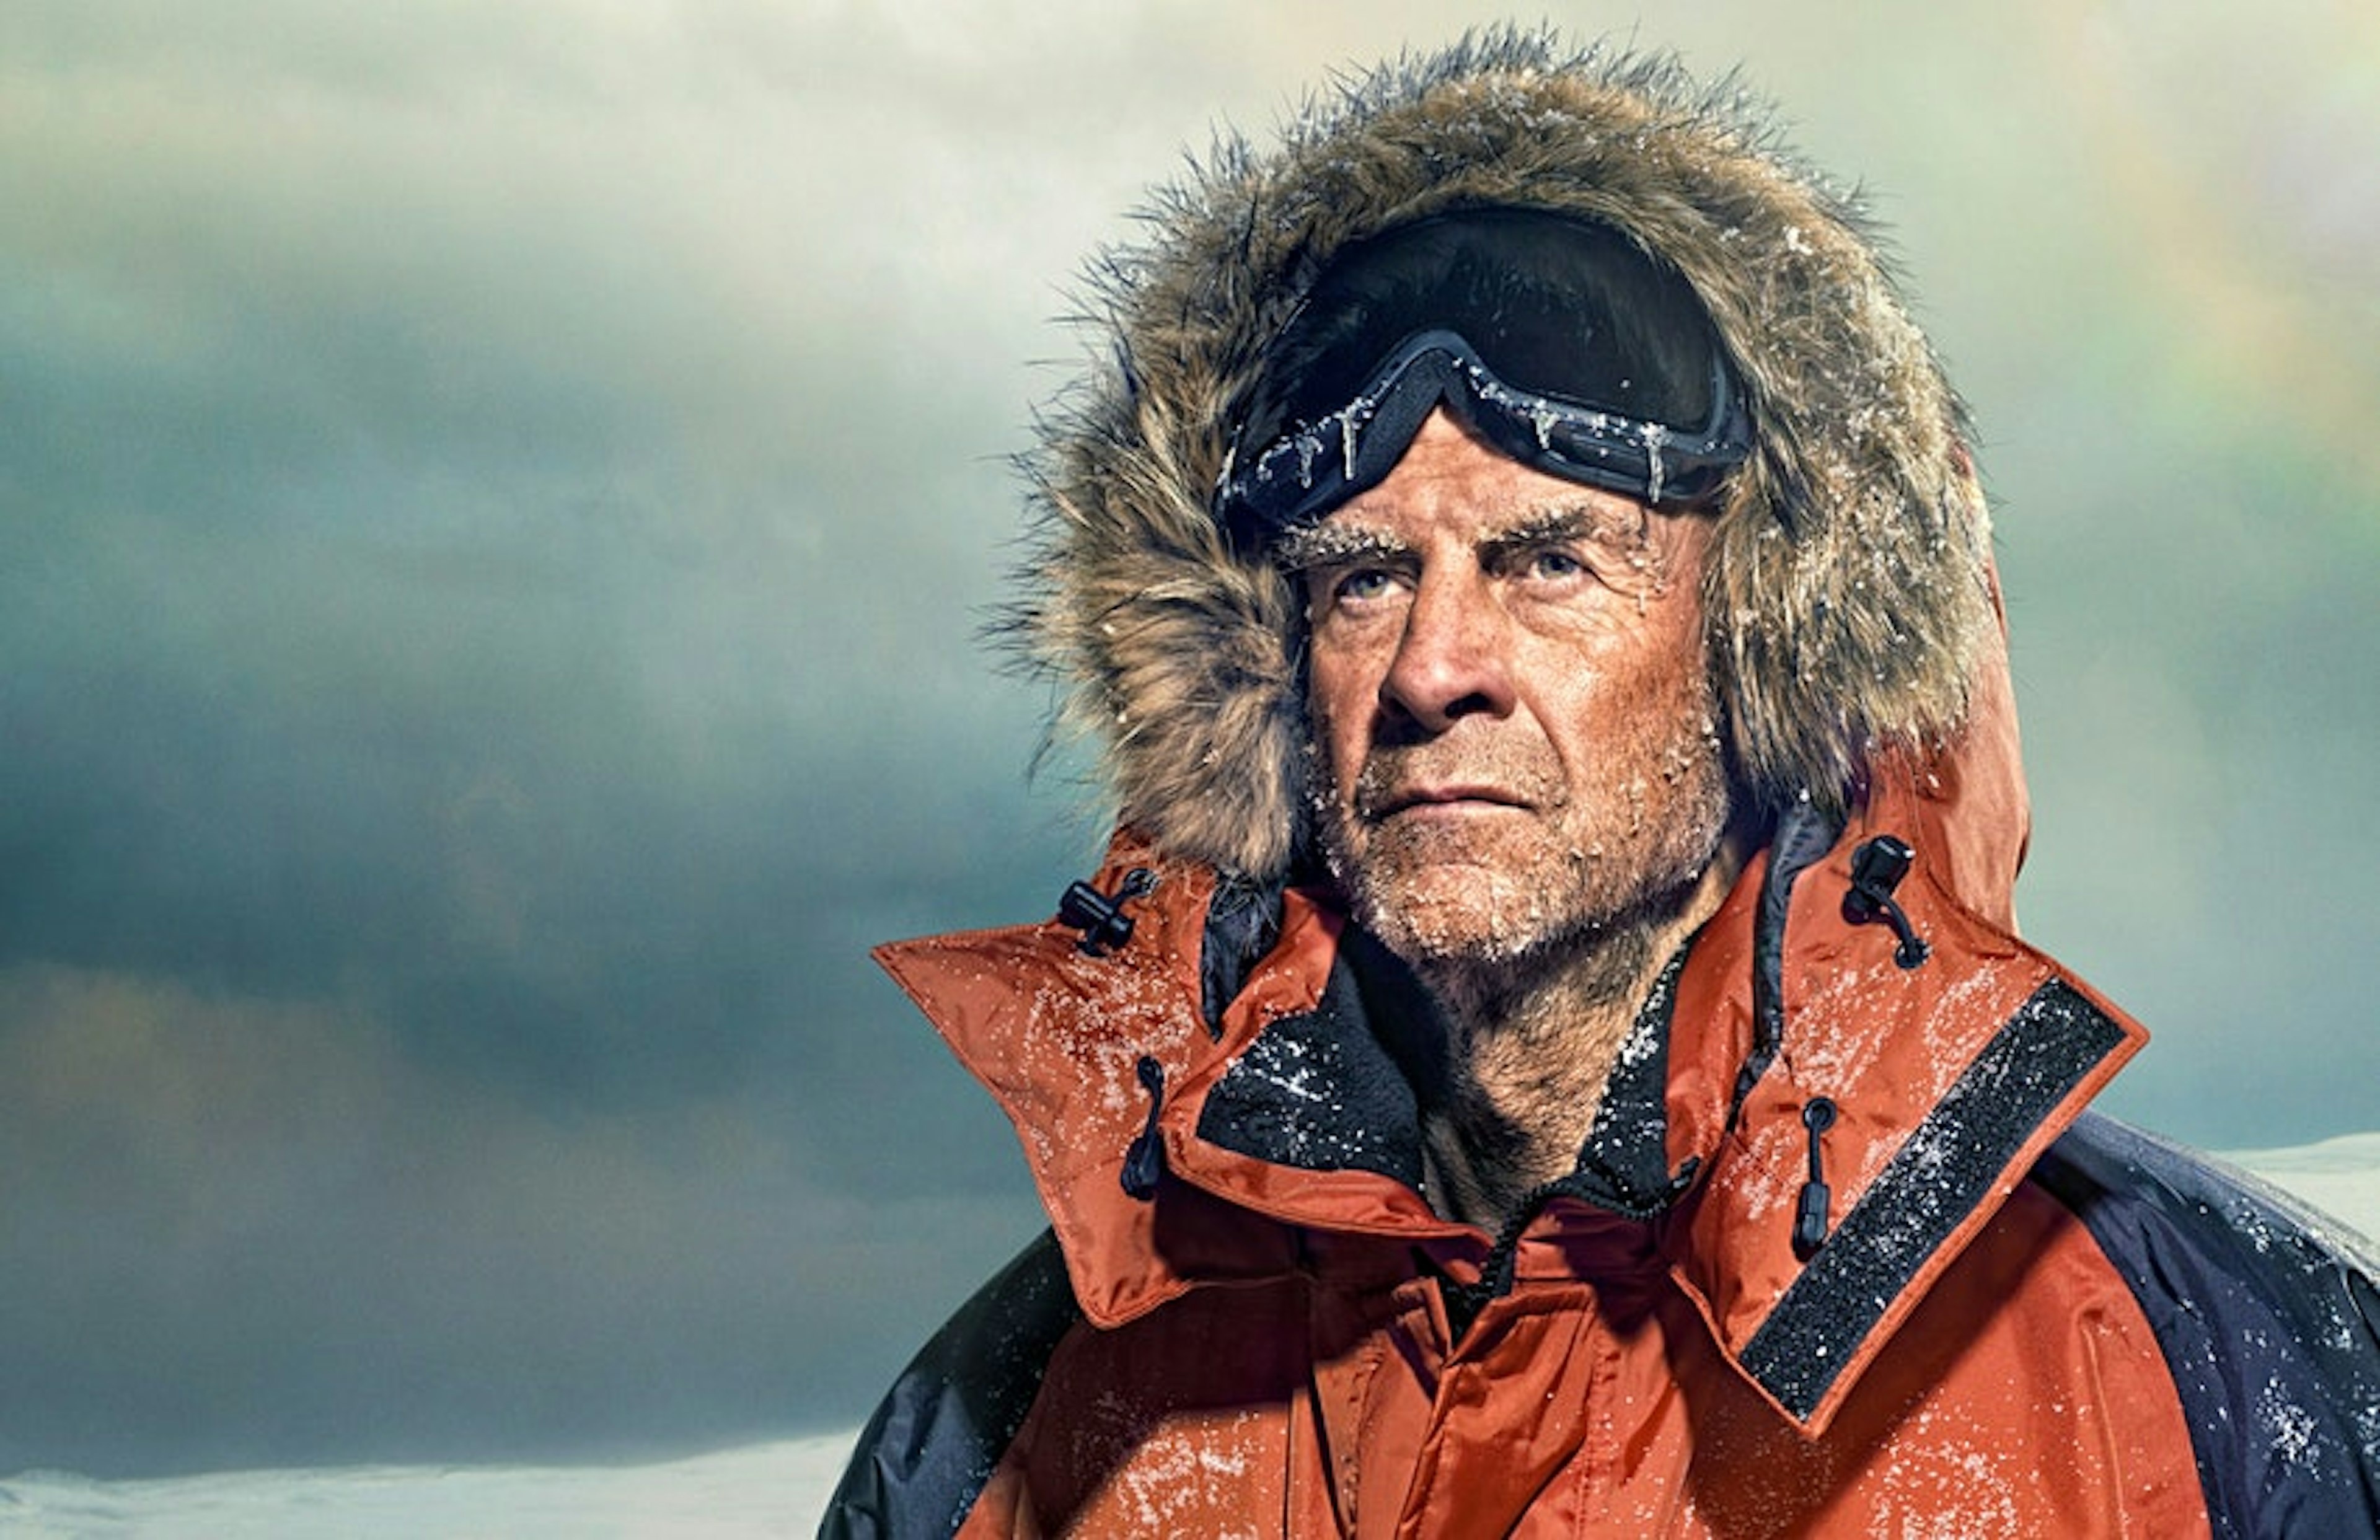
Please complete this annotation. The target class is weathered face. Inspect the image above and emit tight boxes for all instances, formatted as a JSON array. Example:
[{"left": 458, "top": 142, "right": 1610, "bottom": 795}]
[{"left": 1293, "top": 410, "right": 1731, "bottom": 973}]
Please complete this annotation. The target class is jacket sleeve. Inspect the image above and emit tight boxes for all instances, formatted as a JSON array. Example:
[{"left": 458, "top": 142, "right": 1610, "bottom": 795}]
[
  {"left": 819, "top": 1229, "right": 1080, "bottom": 1540},
  {"left": 2035, "top": 1112, "right": 2380, "bottom": 1539}
]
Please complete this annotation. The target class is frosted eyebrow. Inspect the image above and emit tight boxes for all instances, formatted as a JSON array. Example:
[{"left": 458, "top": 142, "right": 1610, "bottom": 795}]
[
  {"left": 1478, "top": 501, "right": 1649, "bottom": 555},
  {"left": 1272, "top": 499, "right": 1651, "bottom": 573},
  {"left": 1272, "top": 522, "right": 1413, "bottom": 574}
]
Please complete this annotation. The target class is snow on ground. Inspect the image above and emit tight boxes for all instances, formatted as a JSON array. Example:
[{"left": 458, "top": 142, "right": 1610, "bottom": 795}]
[
  {"left": 0, "top": 1432, "right": 857, "bottom": 1538},
  {"left": 4, "top": 1141, "right": 2374, "bottom": 1536}
]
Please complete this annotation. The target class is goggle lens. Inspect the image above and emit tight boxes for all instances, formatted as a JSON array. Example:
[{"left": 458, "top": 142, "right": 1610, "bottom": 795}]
[{"left": 1215, "top": 209, "right": 1752, "bottom": 547}]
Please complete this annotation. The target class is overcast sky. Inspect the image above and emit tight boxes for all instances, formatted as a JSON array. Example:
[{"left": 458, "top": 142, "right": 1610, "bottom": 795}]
[{"left": 2, "top": 0, "right": 2376, "bottom": 1480}]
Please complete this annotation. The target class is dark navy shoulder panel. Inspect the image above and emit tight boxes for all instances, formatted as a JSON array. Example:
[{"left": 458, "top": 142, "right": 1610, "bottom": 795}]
[
  {"left": 819, "top": 1230, "right": 1082, "bottom": 1540},
  {"left": 2034, "top": 1112, "right": 2380, "bottom": 1539}
]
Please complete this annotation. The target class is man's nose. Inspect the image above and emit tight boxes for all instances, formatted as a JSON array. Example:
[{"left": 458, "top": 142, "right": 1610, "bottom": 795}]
[{"left": 1378, "top": 568, "right": 1515, "bottom": 732}]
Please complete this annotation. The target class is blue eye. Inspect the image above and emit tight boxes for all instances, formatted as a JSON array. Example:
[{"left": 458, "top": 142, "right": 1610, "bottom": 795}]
[
  {"left": 1335, "top": 568, "right": 1398, "bottom": 603},
  {"left": 1525, "top": 548, "right": 1585, "bottom": 580}
]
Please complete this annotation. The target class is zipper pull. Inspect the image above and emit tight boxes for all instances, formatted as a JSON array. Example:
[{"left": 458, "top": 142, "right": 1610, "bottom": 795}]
[
  {"left": 1794, "top": 1096, "right": 1838, "bottom": 1261},
  {"left": 1119, "top": 1056, "right": 1166, "bottom": 1200}
]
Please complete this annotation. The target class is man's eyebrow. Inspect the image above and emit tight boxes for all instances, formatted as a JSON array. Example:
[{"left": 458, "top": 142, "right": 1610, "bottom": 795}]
[
  {"left": 1478, "top": 501, "right": 1648, "bottom": 553},
  {"left": 1272, "top": 522, "right": 1413, "bottom": 573},
  {"left": 1273, "top": 499, "right": 1650, "bottom": 572}
]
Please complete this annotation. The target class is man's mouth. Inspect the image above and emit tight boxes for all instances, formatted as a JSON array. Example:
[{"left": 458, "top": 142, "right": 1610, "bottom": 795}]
[{"left": 1365, "top": 783, "right": 1533, "bottom": 820}]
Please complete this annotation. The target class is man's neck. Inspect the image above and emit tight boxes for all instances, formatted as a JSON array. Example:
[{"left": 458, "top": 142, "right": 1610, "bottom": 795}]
[{"left": 1412, "top": 851, "right": 1743, "bottom": 1232}]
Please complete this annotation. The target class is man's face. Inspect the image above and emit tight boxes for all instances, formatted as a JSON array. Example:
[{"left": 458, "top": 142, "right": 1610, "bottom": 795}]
[{"left": 1294, "top": 410, "right": 1731, "bottom": 974}]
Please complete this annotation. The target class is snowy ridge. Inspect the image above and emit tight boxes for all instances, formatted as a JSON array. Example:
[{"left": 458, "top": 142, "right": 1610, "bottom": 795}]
[
  {"left": 0, "top": 1432, "right": 855, "bottom": 1538},
  {"left": 2226, "top": 1132, "right": 2380, "bottom": 1249},
  {"left": 6, "top": 1143, "right": 2374, "bottom": 1536}
]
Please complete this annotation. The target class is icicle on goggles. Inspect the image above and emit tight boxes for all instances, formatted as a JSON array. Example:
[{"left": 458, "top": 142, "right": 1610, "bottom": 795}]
[{"left": 1212, "top": 209, "right": 1755, "bottom": 552}]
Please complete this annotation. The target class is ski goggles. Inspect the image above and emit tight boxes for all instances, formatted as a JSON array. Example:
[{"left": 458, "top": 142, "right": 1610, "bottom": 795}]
[{"left": 1213, "top": 208, "right": 1754, "bottom": 551}]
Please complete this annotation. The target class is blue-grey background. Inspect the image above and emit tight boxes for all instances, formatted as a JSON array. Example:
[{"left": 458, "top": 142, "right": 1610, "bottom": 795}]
[{"left": 2, "top": 0, "right": 2374, "bottom": 1478}]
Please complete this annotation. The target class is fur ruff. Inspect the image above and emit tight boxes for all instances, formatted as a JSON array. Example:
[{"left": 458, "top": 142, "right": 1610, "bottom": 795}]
[{"left": 1005, "top": 29, "right": 1996, "bottom": 881}]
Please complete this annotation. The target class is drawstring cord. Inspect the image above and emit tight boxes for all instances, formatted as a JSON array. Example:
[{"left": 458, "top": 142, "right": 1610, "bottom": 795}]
[
  {"left": 1780, "top": 833, "right": 1929, "bottom": 1261},
  {"left": 1052, "top": 866, "right": 1172, "bottom": 1198},
  {"left": 1794, "top": 1097, "right": 1838, "bottom": 1259},
  {"left": 1120, "top": 1056, "right": 1166, "bottom": 1200},
  {"left": 1843, "top": 835, "right": 1929, "bottom": 969}
]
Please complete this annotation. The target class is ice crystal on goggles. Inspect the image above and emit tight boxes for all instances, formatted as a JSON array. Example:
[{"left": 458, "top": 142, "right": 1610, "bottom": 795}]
[{"left": 1214, "top": 208, "right": 1753, "bottom": 552}]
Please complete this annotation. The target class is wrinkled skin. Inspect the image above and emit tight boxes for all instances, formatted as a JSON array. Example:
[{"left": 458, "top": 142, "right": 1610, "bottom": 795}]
[
  {"left": 1290, "top": 410, "right": 1740, "bottom": 1220},
  {"left": 1294, "top": 410, "right": 1732, "bottom": 987}
]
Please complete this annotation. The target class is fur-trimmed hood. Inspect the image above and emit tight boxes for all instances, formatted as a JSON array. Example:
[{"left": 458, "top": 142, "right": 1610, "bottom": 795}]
[{"left": 1010, "top": 29, "right": 1998, "bottom": 882}]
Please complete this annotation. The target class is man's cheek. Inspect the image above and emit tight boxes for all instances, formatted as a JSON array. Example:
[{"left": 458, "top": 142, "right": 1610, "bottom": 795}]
[{"left": 1307, "top": 687, "right": 1368, "bottom": 814}]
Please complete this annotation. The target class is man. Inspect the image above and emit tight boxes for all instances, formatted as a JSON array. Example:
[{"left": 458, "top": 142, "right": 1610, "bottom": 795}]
[{"left": 826, "top": 33, "right": 2380, "bottom": 1537}]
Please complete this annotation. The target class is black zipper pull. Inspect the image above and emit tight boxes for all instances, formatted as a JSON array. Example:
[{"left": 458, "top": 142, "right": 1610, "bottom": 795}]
[
  {"left": 1119, "top": 1056, "right": 1166, "bottom": 1200},
  {"left": 1793, "top": 1096, "right": 1838, "bottom": 1261},
  {"left": 1843, "top": 836, "right": 1930, "bottom": 969}
]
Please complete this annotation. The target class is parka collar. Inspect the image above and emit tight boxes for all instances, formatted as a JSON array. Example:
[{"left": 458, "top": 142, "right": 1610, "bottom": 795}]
[
  {"left": 874, "top": 832, "right": 1466, "bottom": 1330},
  {"left": 1646, "top": 602, "right": 2149, "bottom": 1433},
  {"left": 875, "top": 822, "right": 2141, "bottom": 1438}
]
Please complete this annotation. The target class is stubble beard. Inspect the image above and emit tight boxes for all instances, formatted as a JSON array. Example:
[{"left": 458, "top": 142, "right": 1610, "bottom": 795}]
[{"left": 1315, "top": 702, "right": 1733, "bottom": 1024}]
